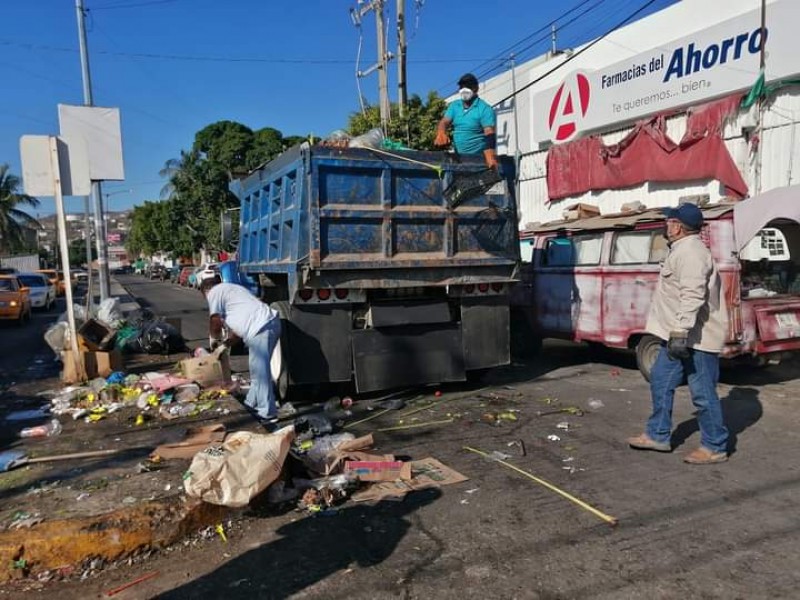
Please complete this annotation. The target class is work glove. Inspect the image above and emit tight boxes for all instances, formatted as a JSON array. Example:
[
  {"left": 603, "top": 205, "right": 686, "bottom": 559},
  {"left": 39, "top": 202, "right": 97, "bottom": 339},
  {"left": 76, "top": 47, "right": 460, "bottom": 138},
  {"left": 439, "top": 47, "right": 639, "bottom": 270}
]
[
  {"left": 667, "top": 331, "right": 690, "bottom": 361},
  {"left": 434, "top": 129, "right": 450, "bottom": 148},
  {"left": 483, "top": 148, "right": 498, "bottom": 170}
]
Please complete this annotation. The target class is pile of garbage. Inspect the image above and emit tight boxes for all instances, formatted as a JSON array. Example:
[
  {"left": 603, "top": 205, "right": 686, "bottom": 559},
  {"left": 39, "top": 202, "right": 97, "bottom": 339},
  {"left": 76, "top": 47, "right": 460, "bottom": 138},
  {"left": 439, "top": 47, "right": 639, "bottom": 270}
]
[
  {"left": 44, "top": 300, "right": 185, "bottom": 358},
  {"left": 176, "top": 396, "right": 468, "bottom": 512},
  {"left": 321, "top": 128, "right": 410, "bottom": 152},
  {"left": 33, "top": 363, "right": 243, "bottom": 435}
]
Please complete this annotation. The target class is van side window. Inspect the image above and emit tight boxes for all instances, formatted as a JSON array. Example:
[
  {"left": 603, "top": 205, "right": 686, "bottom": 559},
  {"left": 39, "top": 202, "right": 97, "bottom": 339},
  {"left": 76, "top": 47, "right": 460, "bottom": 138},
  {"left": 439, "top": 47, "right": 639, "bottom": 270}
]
[
  {"left": 543, "top": 234, "right": 603, "bottom": 266},
  {"left": 611, "top": 230, "right": 667, "bottom": 264}
]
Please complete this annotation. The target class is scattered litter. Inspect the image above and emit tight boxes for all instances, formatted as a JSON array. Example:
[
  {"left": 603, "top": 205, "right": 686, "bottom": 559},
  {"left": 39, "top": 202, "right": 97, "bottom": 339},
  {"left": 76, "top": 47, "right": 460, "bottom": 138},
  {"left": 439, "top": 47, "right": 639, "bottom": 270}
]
[
  {"left": 465, "top": 488, "right": 480, "bottom": 494},
  {"left": 460, "top": 498, "right": 469, "bottom": 505},
  {"left": 562, "top": 457, "right": 574, "bottom": 463},
  {"left": 377, "top": 418, "right": 454, "bottom": 433},
  {"left": 5, "top": 408, "right": 50, "bottom": 422},
  {"left": 104, "top": 571, "right": 159, "bottom": 597},
  {"left": 76, "top": 493, "right": 91, "bottom": 501},
  {"left": 122, "top": 496, "right": 137, "bottom": 505},
  {"left": 487, "top": 451, "right": 511, "bottom": 462},
  {"left": 588, "top": 398, "right": 605, "bottom": 410},
  {"left": 507, "top": 440, "right": 526, "bottom": 456},
  {"left": 556, "top": 421, "right": 570, "bottom": 431},
  {"left": 538, "top": 406, "right": 584, "bottom": 417},
  {"left": 184, "top": 427, "right": 293, "bottom": 507},
  {"left": 463, "top": 446, "right": 617, "bottom": 526},
  {"left": 215, "top": 523, "right": 228, "bottom": 543},
  {"left": 351, "top": 457, "right": 468, "bottom": 503},
  {"left": 547, "top": 434, "right": 561, "bottom": 442},
  {"left": 19, "top": 418, "right": 62, "bottom": 438}
]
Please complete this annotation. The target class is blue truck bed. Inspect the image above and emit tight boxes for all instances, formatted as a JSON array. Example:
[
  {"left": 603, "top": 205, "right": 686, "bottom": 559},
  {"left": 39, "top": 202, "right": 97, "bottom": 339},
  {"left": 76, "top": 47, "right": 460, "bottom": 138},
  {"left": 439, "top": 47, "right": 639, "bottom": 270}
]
[{"left": 231, "top": 144, "right": 519, "bottom": 294}]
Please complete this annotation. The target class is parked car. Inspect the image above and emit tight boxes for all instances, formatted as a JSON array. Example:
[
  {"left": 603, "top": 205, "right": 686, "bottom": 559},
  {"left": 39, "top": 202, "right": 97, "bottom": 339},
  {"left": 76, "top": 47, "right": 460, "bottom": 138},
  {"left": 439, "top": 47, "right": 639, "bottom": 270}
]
[
  {"left": 178, "top": 266, "right": 195, "bottom": 287},
  {"left": 114, "top": 265, "right": 134, "bottom": 275},
  {"left": 0, "top": 268, "right": 19, "bottom": 275},
  {"left": 72, "top": 269, "right": 89, "bottom": 283},
  {"left": 37, "top": 269, "right": 66, "bottom": 296},
  {"left": 511, "top": 192, "right": 800, "bottom": 379},
  {"left": 167, "top": 266, "right": 182, "bottom": 283},
  {"left": 0, "top": 275, "right": 32, "bottom": 325},
  {"left": 187, "top": 266, "right": 204, "bottom": 288},
  {"left": 148, "top": 265, "right": 167, "bottom": 280},
  {"left": 194, "top": 263, "right": 219, "bottom": 287},
  {"left": 17, "top": 273, "right": 55, "bottom": 311}
]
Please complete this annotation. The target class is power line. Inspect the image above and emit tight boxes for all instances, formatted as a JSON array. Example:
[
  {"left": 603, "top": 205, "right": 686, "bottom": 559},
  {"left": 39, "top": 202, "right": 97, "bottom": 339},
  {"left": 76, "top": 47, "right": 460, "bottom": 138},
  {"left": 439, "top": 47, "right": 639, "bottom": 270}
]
[
  {"left": 0, "top": 39, "right": 491, "bottom": 65},
  {"left": 472, "top": 0, "right": 608, "bottom": 85},
  {"left": 434, "top": 0, "right": 601, "bottom": 94},
  {"left": 491, "top": 0, "right": 660, "bottom": 107},
  {"left": 90, "top": 0, "right": 182, "bottom": 11}
]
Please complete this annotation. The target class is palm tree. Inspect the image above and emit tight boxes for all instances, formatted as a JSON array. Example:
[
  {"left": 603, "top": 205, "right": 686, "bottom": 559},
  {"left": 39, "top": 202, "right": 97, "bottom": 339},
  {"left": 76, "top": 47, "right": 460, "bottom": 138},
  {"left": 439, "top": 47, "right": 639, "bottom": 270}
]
[{"left": 0, "top": 164, "right": 40, "bottom": 253}]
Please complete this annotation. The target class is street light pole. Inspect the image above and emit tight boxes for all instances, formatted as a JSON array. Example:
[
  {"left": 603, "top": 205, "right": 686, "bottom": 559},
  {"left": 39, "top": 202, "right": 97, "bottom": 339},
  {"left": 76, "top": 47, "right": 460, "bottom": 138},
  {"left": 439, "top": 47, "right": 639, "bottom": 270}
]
[{"left": 75, "top": 0, "right": 111, "bottom": 301}]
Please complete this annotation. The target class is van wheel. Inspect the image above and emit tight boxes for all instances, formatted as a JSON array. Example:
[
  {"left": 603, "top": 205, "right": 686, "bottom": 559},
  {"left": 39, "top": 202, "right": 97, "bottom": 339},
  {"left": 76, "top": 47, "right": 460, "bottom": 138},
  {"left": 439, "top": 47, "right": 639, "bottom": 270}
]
[
  {"left": 635, "top": 335, "right": 661, "bottom": 382},
  {"left": 270, "top": 301, "right": 291, "bottom": 401}
]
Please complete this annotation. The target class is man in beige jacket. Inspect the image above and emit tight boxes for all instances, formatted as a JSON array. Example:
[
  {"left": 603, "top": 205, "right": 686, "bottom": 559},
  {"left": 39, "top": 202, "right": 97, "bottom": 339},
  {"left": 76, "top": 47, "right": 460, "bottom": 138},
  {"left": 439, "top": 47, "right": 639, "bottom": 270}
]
[{"left": 628, "top": 203, "right": 729, "bottom": 464}]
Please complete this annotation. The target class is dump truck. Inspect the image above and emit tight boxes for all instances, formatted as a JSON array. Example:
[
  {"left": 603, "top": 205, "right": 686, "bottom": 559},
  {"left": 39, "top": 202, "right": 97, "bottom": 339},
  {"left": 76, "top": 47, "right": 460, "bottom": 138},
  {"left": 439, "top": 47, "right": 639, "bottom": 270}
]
[{"left": 229, "top": 144, "right": 519, "bottom": 395}]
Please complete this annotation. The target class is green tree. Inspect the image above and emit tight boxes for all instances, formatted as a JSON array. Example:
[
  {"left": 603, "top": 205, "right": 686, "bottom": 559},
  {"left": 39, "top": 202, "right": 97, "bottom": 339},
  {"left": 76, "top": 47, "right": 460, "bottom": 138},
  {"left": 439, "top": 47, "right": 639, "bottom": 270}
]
[
  {"left": 348, "top": 92, "right": 447, "bottom": 150},
  {"left": 0, "top": 164, "right": 40, "bottom": 253},
  {"left": 68, "top": 237, "right": 96, "bottom": 267}
]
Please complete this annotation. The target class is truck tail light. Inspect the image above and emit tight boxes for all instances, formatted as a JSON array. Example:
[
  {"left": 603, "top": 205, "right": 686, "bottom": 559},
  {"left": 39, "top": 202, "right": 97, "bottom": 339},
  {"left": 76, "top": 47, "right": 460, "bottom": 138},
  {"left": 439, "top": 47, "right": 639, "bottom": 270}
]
[
  {"left": 464, "top": 284, "right": 475, "bottom": 294},
  {"left": 491, "top": 282, "right": 503, "bottom": 292},
  {"left": 317, "top": 289, "right": 331, "bottom": 301},
  {"left": 478, "top": 283, "right": 489, "bottom": 293},
  {"left": 335, "top": 288, "right": 349, "bottom": 300},
  {"left": 299, "top": 289, "right": 313, "bottom": 301}
]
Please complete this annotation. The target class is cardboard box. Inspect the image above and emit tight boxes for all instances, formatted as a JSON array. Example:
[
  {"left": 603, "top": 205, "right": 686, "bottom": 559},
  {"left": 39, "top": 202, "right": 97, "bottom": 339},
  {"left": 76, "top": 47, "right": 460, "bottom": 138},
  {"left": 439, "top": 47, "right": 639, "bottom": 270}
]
[
  {"left": 345, "top": 460, "right": 412, "bottom": 482},
  {"left": 77, "top": 318, "right": 117, "bottom": 351},
  {"left": 61, "top": 349, "right": 124, "bottom": 384},
  {"left": 351, "top": 457, "right": 469, "bottom": 503},
  {"left": 179, "top": 347, "right": 231, "bottom": 386}
]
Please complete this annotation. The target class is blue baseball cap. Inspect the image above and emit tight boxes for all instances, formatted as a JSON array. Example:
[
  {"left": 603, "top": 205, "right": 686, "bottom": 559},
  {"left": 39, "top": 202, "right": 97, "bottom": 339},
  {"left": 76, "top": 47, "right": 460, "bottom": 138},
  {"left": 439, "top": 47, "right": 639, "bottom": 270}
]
[{"left": 663, "top": 204, "right": 704, "bottom": 230}]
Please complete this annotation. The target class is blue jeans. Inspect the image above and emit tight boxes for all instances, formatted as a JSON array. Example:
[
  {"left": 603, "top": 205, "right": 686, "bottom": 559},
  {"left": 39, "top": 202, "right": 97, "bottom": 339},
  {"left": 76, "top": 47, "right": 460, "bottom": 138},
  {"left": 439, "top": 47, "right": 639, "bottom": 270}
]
[
  {"left": 244, "top": 317, "right": 282, "bottom": 419},
  {"left": 646, "top": 344, "right": 729, "bottom": 454}
]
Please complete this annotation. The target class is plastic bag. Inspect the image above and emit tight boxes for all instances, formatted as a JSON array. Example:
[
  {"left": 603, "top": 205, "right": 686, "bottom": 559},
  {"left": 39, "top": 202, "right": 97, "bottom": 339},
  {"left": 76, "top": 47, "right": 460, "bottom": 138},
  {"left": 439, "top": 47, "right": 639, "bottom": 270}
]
[
  {"left": 44, "top": 322, "right": 70, "bottom": 354},
  {"left": 97, "top": 298, "right": 124, "bottom": 329},
  {"left": 184, "top": 426, "right": 294, "bottom": 507},
  {"left": 349, "top": 127, "right": 384, "bottom": 149}
]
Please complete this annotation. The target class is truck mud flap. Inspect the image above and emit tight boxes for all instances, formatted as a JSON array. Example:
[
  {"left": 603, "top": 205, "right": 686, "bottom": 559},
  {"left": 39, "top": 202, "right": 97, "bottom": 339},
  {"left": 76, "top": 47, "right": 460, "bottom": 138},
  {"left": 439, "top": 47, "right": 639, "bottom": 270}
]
[
  {"left": 287, "top": 305, "right": 352, "bottom": 384},
  {"left": 461, "top": 297, "right": 510, "bottom": 370},
  {"left": 352, "top": 324, "right": 466, "bottom": 393},
  {"left": 370, "top": 300, "right": 451, "bottom": 327}
]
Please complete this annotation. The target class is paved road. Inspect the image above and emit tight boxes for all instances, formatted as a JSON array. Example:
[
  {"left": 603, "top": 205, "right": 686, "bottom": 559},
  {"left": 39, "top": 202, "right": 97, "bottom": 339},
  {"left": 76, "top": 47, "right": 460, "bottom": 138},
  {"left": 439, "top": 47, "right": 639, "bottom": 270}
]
[
  {"left": 10, "top": 278, "right": 800, "bottom": 599},
  {"left": 116, "top": 274, "right": 210, "bottom": 345}
]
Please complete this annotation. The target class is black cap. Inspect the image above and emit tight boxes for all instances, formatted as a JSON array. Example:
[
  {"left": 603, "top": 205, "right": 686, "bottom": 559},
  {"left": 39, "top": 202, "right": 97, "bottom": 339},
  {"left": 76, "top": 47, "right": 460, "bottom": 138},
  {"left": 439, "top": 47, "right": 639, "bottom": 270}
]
[
  {"left": 458, "top": 73, "right": 479, "bottom": 89},
  {"left": 663, "top": 204, "right": 704, "bottom": 230}
]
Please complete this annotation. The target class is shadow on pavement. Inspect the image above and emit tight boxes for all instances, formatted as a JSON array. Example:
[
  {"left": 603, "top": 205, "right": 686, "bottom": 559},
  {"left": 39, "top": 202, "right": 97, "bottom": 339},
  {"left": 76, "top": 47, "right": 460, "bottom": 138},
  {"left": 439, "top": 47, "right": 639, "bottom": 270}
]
[
  {"left": 670, "top": 386, "right": 763, "bottom": 454},
  {"left": 157, "top": 488, "right": 442, "bottom": 599}
]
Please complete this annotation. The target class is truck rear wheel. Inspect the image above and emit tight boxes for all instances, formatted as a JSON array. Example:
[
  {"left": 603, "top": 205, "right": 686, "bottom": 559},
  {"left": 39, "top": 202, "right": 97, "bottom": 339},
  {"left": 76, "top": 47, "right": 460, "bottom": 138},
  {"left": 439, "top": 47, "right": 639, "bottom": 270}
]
[
  {"left": 635, "top": 335, "right": 661, "bottom": 382},
  {"left": 270, "top": 301, "right": 291, "bottom": 401}
]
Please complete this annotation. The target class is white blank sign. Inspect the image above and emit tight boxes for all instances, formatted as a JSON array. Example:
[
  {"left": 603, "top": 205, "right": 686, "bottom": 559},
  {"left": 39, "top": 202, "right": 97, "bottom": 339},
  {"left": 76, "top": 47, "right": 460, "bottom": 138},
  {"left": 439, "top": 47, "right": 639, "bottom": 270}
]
[
  {"left": 19, "top": 135, "right": 91, "bottom": 197},
  {"left": 58, "top": 104, "right": 125, "bottom": 181}
]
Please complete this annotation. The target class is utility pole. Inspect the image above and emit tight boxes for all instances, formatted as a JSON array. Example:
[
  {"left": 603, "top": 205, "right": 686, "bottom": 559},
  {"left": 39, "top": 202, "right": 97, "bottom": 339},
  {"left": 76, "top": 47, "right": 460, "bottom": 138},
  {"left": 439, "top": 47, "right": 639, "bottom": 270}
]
[
  {"left": 75, "top": 0, "right": 111, "bottom": 301},
  {"left": 396, "top": 0, "right": 407, "bottom": 117},
  {"left": 375, "top": 1, "right": 391, "bottom": 130}
]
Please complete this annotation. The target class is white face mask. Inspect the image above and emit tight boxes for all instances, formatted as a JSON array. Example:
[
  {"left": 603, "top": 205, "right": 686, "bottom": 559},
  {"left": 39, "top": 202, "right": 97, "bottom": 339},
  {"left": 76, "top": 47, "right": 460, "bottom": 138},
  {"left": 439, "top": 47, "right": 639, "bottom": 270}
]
[{"left": 459, "top": 88, "right": 475, "bottom": 102}]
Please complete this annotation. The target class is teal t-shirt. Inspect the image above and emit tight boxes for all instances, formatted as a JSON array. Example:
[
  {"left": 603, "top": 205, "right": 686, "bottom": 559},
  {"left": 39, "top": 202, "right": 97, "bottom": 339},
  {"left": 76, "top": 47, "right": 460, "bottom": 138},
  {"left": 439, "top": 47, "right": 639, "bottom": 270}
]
[{"left": 444, "top": 97, "right": 496, "bottom": 155}]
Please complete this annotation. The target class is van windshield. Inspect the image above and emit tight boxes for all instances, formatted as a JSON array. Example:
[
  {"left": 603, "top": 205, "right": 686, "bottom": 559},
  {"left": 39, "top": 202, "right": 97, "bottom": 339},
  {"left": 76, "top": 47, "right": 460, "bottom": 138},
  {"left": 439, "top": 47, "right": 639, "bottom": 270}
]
[{"left": 740, "top": 220, "right": 800, "bottom": 297}]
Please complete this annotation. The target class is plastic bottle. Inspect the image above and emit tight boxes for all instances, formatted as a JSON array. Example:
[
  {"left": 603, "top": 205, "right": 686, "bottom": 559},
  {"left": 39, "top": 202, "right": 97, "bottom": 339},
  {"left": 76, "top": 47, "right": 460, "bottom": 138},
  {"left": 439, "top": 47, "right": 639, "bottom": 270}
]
[{"left": 19, "top": 418, "right": 63, "bottom": 438}]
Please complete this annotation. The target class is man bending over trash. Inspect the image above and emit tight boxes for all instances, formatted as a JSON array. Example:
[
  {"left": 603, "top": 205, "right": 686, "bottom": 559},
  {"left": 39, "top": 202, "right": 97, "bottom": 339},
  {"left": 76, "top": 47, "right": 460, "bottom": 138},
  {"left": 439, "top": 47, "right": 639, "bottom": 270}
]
[{"left": 199, "top": 276, "right": 281, "bottom": 422}]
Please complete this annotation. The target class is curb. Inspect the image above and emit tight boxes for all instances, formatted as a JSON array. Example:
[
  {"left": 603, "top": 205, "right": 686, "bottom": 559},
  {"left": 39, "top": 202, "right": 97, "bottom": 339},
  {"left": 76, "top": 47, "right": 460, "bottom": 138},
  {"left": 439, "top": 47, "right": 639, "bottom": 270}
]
[{"left": 0, "top": 496, "right": 236, "bottom": 581}]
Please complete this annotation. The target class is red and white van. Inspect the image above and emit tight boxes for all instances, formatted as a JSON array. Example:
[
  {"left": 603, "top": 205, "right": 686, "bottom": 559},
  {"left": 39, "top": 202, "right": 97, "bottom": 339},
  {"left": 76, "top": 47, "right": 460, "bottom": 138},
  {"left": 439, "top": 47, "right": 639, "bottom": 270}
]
[{"left": 511, "top": 186, "right": 800, "bottom": 379}]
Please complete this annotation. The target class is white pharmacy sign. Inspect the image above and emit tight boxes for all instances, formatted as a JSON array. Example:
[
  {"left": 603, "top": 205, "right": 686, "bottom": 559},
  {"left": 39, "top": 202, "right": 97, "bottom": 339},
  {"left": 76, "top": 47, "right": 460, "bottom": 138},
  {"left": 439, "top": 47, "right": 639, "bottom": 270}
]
[{"left": 532, "top": 0, "right": 800, "bottom": 144}]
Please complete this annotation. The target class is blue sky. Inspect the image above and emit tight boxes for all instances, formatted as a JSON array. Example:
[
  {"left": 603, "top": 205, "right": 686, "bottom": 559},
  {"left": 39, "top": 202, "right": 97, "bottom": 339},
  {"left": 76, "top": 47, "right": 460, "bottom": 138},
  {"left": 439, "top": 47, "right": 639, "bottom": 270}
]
[{"left": 1, "top": 0, "right": 676, "bottom": 215}]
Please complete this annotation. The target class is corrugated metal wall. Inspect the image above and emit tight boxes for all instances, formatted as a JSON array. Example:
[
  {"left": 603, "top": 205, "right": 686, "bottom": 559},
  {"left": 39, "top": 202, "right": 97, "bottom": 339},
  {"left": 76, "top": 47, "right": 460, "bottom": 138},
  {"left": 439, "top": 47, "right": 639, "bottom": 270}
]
[{"left": 515, "top": 90, "right": 800, "bottom": 227}]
